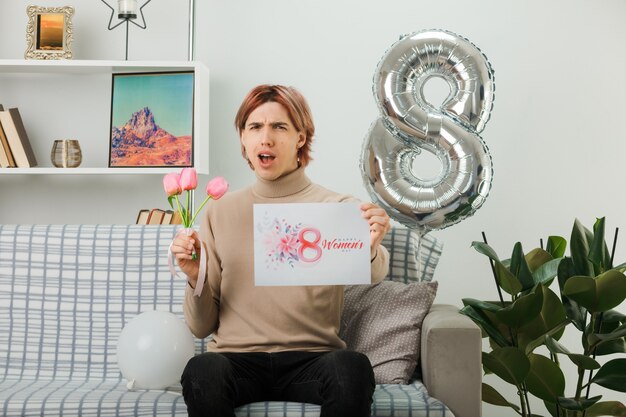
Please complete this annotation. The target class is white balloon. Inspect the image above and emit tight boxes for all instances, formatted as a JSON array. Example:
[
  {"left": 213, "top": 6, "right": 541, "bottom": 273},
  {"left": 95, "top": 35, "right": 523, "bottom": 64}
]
[{"left": 116, "top": 310, "right": 195, "bottom": 390}]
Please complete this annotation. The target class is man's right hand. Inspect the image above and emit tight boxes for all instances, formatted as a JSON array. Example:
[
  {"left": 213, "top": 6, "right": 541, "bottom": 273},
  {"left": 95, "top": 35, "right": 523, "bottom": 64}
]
[{"left": 171, "top": 230, "right": 202, "bottom": 288}]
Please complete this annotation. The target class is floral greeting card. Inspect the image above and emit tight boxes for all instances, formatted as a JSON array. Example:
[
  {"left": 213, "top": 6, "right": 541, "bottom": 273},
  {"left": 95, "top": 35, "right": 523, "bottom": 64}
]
[{"left": 253, "top": 202, "right": 371, "bottom": 286}]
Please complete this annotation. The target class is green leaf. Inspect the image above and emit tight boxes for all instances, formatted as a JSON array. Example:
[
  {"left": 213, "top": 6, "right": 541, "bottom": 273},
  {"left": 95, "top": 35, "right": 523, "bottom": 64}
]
[
  {"left": 595, "top": 270, "right": 626, "bottom": 311},
  {"left": 589, "top": 217, "right": 610, "bottom": 273},
  {"left": 481, "top": 382, "right": 521, "bottom": 411},
  {"left": 615, "top": 261, "right": 626, "bottom": 273},
  {"left": 594, "top": 338, "right": 626, "bottom": 356},
  {"left": 557, "top": 257, "right": 587, "bottom": 330},
  {"left": 544, "top": 400, "right": 559, "bottom": 417},
  {"left": 601, "top": 310, "right": 626, "bottom": 323},
  {"left": 589, "top": 323, "right": 626, "bottom": 347},
  {"left": 547, "top": 236, "right": 567, "bottom": 259},
  {"left": 563, "top": 275, "right": 596, "bottom": 310},
  {"left": 593, "top": 312, "right": 626, "bottom": 355},
  {"left": 510, "top": 242, "right": 536, "bottom": 291},
  {"left": 526, "top": 353, "right": 565, "bottom": 402},
  {"left": 544, "top": 335, "right": 571, "bottom": 355},
  {"left": 526, "top": 248, "right": 554, "bottom": 273},
  {"left": 496, "top": 284, "right": 544, "bottom": 328},
  {"left": 496, "top": 261, "right": 523, "bottom": 296},
  {"left": 533, "top": 258, "right": 563, "bottom": 286},
  {"left": 563, "top": 270, "right": 626, "bottom": 313},
  {"left": 585, "top": 401, "right": 626, "bottom": 417},
  {"left": 524, "top": 322, "right": 568, "bottom": 355},
  {"left": 566, "top": 353, "right": 601, "bottom": 370},
  {"left": 471, "top": 241, "right": 500, "bottom": 262},
  {"left": 518, "top": 286, "right": 567, "bottom": 352},
  {"left": 571, "top": 218, "right": 594, "bottom": 277},
  {"left": 460, "top": 305, "right": 511, "bottom": 347},
  {"left": 557, "top": 395, "right": 602, "bottom": 411},
  {"left": 462, "top": 298, "right": 503, "bottom": 313},
  {"left": 482, "top": 347, "right": 530, "bottom": 386},
  {"left": 591, "top": 358, "right": 626, "bottom": 392},
  {"left": 167, "top": 195, "right": 176, "bottom": 210},
  {"left": 470, "top": 243, "right": 518, "bottom": 296}
]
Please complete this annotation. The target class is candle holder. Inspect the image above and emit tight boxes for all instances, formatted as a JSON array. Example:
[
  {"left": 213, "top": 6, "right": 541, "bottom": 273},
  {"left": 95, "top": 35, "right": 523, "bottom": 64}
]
[
  {"left": 51, "top": 140, "right": 82, "bottom": 168},
  {"left": 100, "top": 0, "right": 152, "bottom": 60}
]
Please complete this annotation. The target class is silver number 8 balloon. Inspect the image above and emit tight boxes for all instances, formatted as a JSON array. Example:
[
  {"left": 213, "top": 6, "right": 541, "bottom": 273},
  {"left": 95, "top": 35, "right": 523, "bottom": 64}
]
[{"left": 361, "top": 29, "right": 495, "bottom": 234}]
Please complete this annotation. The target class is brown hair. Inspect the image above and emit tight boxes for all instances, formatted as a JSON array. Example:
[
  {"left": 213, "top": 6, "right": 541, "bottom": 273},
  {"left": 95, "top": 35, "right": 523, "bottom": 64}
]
[{"left": 234, "top": 84, "right": 314, "bottom": 168}]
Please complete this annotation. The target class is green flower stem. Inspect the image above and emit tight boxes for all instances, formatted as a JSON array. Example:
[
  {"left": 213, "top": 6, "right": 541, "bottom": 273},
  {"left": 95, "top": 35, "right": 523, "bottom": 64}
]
[
  {"left": 175, "top": 193, "right": 196, "bottom": 260},
  {"left": 186, "top": 191, "right": 191, "bottom": 227},
  {"left": 189, "top": 195, "right": 213, "bottom": 227},
  {"left": 174, "top": 195, "right": 187, "bottom": 227}
]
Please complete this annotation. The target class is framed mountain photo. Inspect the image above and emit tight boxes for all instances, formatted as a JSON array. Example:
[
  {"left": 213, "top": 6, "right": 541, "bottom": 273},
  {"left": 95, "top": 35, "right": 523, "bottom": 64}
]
[{"left": 108, "top": 71, "right": 194, "bottom": 168}]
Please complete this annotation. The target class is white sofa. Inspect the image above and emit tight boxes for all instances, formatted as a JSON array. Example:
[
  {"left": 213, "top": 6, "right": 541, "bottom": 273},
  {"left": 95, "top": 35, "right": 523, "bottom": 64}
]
[{"left": 0, "top": 225, "right": 481, "bottom": 417}]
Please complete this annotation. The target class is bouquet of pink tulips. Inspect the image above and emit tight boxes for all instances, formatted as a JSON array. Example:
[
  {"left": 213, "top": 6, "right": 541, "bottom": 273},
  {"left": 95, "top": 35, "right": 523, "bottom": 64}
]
[
  {"left": 163, "top": 168, "right": 227, "bottom": 293},
  {"left": 163, "top": 168, "right": 228, "bottom": 229}
]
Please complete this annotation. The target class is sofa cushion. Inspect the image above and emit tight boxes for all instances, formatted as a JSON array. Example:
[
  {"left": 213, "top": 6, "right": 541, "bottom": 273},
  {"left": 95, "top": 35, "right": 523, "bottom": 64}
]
[
  {"left": 382, "top": 227, "right": 443, "bottom": 283},
  {"left": 340, "top": 281, "right": 438, "bottom": 384}
]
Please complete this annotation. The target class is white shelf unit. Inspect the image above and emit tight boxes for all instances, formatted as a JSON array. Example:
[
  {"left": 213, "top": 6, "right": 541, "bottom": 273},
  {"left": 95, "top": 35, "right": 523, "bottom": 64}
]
[{"left": 0, "top": 59, "right": 209, "bottom": 175}]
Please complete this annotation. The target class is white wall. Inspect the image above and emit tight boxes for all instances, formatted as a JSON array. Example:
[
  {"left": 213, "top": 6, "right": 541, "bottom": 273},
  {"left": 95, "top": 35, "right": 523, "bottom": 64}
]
[{"left": 1, "top": 1, "right": 625, "bottom": 415}]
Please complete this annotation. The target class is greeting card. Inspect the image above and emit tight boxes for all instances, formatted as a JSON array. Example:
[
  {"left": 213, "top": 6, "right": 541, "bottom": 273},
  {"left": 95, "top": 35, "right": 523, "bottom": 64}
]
[{"left": 253, "top": 202, "right": 371, "bottom": 286}]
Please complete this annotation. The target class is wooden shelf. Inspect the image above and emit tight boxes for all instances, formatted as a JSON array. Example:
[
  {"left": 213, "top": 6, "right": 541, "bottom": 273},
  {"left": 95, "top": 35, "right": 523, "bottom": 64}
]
[
  {"left": 0, "top": 59, "right": 203, "bottom": 74},
  {"left": 0, "top": 167, "right": 187, "bottom": 175},
  {"left": 0, "top": 59, "right": 210, "bottom": 175}
]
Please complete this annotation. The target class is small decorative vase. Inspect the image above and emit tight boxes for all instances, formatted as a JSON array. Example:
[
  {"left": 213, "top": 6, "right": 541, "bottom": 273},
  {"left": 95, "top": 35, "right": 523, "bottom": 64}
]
[{"left": 51, "top": 139, "right": 82, "bottom": 168}]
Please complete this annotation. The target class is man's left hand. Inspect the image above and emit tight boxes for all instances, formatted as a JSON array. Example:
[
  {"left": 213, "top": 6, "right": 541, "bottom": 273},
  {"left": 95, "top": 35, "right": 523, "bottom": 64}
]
[{"left": 360, "top": 202, "right": 391, "bottom": 260}]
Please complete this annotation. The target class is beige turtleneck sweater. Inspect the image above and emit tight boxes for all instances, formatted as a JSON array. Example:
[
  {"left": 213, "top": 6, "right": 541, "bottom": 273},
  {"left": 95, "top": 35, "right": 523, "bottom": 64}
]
[{"left": 183, "top": 167, "right": 389, "bottom": 352}]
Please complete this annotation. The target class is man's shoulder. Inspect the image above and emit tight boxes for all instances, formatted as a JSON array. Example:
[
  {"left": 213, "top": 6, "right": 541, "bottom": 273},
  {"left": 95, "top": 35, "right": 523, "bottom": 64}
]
[
  {"left": 308, "top": 182, "right": 359, "bottom": 203},
  {"left": 206, "top": 186, "right": 252, "bottom": 213}
]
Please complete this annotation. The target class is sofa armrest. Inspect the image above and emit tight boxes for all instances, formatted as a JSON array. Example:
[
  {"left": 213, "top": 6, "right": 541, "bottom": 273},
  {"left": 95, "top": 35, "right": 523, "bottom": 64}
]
[{"left": 420, "top": 303, "right": 482, "bottom": 417}]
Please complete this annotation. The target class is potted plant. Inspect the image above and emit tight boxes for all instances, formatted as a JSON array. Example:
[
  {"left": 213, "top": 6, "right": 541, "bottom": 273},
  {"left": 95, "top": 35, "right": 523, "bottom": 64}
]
[{"left": 461, "top": 217, "right": 626, "bottom": 417}]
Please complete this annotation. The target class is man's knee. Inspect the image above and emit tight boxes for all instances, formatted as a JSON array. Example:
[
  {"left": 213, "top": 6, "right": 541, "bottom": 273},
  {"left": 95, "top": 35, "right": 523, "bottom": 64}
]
[
  {"left": 331, "top": 350, "right": 374, "bottom": 380},
  {"left": 320, "top": 350, "right": 374, "bottom": 417},
  {"left": 324, "top": 350, "right": 375, "bottom": 393},
  {"left": 181, "top": 353, "right": 237, "bottom": 417},
  {"left": 181, "top": 352, "right": 234, "bottom": 392}
]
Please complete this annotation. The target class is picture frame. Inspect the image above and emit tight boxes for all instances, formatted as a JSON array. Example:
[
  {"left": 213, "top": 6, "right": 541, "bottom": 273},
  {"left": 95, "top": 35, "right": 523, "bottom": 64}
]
[
  {"left": 25, "top": 5, "right": 74, "bottom": 60},
  {"left": 108, "top": 71, "right": 195, "bottom": 168}
]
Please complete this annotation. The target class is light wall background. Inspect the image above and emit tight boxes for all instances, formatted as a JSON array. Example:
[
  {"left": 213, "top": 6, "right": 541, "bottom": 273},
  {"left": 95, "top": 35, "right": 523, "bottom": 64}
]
[{"left": 1, "top": 1, "right": 625, "bottom": 416}]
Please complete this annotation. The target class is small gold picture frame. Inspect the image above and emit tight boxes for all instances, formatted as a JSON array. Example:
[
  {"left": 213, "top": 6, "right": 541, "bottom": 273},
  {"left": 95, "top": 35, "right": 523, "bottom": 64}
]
[{"left": 25, "top": 5, "right": 74, "bottom": 60}]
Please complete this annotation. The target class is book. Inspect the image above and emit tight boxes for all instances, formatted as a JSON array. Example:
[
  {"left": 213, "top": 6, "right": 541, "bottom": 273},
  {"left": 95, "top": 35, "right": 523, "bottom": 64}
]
[
  {"left": 0, "top": 108, "right": 38, "bottom": 167},
  {"left": 170, "top": 210, "right": 183, "bottom": 225},
  {"left": 0, "top": 104, "right": 16, "bottom": 168},
  {"left": 162, "top": 210, "right": 174, "bottom": 225},
  {"left": 147, "top": 208, "right": 166, "bottom": 225},
  {"left": 135, "top": 209, "right": 150, "bottom": 224}
]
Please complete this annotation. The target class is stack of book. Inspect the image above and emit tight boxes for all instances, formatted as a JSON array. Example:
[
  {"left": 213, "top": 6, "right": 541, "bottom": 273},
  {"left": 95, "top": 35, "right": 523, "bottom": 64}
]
[
  {"left": 0, "top": 105, "right": 38, "bottom": 168},
  {"left": 136, "top": 209, "right": 183, "bottom": 225}
]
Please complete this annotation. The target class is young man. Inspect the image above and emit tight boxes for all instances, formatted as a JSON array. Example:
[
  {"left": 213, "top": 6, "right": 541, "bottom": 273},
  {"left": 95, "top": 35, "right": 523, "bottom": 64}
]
[{"left": 171, "top": 85, "right": 390, "bottom": 417}]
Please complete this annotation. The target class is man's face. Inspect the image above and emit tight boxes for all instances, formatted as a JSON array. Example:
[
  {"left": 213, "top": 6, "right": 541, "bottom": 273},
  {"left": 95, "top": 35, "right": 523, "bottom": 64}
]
[{"left": 240, "top": 101, "right": 305, "bottom": 181}]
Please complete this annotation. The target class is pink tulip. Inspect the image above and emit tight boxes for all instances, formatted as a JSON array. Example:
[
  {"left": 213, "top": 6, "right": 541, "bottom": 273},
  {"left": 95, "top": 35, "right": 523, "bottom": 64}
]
[
  {"left": 163, "top": 172, "right": 181, "bottom": 196},
  {"left": 179, "top": 168, "right": 198, "bottom": 191},
  {"left": 206, "top": 177, "right": 228, "bottom": 200}
]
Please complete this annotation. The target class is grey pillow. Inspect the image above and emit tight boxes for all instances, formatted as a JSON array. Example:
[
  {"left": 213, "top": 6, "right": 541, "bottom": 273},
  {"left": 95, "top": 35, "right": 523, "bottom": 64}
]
[
  {"left": 382, "top": 227, "right": 443, "bottom": 283},
  {"left": 340, "top": 280, "right": 438, "bottom": 384}
]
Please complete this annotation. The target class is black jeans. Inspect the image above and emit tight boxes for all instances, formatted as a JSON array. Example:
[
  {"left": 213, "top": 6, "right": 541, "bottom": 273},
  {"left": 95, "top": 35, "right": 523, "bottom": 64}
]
[{"left": 181, "top": 350, "right": 375, "bottom": 417}]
